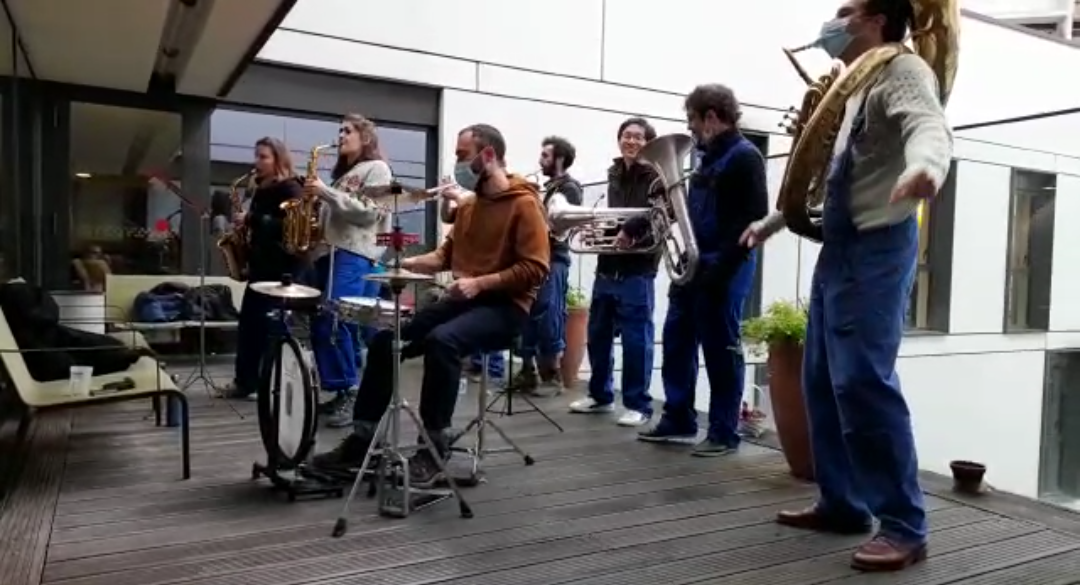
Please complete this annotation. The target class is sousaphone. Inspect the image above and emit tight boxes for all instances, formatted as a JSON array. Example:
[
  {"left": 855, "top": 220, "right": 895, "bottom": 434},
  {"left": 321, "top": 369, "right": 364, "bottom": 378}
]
[{"left": 777, "top": 0, "right": 960, "bottom": 242}]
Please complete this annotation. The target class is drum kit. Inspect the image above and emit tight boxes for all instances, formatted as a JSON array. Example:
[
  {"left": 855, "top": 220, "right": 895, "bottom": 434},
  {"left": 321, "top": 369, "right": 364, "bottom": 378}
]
[
  {"left": 246, "top": 183, "right": 473, "bottom": 528},
  {"left": 249, "top": 275, "right": 344, "bottom": 501}
]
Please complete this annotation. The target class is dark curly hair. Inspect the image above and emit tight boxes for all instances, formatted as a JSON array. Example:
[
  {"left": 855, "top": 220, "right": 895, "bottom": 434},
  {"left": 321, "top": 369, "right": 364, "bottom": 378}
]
[
  {"left": 684, "top": 84, "right": 741, "bottom": 125},
  {"left": 863, "top": 0, "right": 914, "bottom": 44},
  {"left": 541, "top": 136, "right": 576, "bottom": 170}
]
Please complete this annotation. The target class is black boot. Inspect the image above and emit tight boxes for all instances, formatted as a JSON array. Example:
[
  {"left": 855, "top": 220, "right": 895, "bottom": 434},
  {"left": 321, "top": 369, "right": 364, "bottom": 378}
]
[
  {"left": 409, "top": 428, "right": 453, "bottom": 488},
  {"left": 311, "top": 422, "right": 376, "bottom": 471}
]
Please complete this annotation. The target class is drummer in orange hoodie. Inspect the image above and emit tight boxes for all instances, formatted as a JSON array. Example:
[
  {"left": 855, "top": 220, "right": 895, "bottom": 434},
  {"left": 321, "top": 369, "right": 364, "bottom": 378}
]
[{"left": 311, "top": 123, "right": 551, "bottom": 487}]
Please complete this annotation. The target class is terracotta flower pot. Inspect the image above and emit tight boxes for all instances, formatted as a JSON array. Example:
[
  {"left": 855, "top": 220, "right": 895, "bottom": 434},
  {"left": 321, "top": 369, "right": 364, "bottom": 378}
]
[
  {"left": 561, "top": 307, "right": 589, "bottom": 387},
  {"left": 950, "top": 460, "right": 987, "bottom": 495},
  {"left": 767, "top": 340, "right": 814, "bottom": 481}
]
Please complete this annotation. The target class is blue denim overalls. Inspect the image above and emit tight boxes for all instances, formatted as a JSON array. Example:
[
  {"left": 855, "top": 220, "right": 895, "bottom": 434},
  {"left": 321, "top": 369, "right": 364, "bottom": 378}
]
[
  {"left": 804, "top": 102, "right": 926, "bottom": 544},
  {"left": 658, "top": 137, "right": 758, "bottom": 446}
]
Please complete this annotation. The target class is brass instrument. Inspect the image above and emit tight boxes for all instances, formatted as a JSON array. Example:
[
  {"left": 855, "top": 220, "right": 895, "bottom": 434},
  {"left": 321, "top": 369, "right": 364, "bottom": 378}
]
[
  {"left": 218, "top": 169, "right": 255, "bottom": 281},
  {"left": 777, "top": 0, "right": 959, "bottom": 241},
  {"left": 548, "top": 134, "right": 700, "bottom": 285},
  {"left": 281, "top": 143, "right": 334, "bottom": 255}
]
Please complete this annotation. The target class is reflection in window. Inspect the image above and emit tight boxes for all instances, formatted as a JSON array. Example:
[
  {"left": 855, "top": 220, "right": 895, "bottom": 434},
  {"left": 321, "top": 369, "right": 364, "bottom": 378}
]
[
  {"left": 67, "top": 103, "right": 183, "bottom": 289},
  {"left": 905, "top": 161, "right": 956, "bottom": 332},
  {"left": 210, "top": 108, "right": 431, "bottom": 245},
  {"left": 1006, "top": 169, "right": 1055, "bottom": 332}
]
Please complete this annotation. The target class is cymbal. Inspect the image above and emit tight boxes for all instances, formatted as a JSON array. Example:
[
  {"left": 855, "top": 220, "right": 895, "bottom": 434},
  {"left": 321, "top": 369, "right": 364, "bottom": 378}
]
[
  {"left": 359, "top": 184, "right": 440, "bottom": 204},
  {"left": 364, "top": 268, "right": 434, "bottom": 284},
  {"left": 250, "top": 280, "right": 322, "bottom": 299}
]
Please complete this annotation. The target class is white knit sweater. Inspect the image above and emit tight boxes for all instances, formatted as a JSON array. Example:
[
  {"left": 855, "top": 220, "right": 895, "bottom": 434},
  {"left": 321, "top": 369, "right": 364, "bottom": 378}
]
[
  {"left": 315, "top": 159, "right": 393, "bottom": 261},
  {"left": 762, "top": 53, "right": 953, "bottom": 236}
]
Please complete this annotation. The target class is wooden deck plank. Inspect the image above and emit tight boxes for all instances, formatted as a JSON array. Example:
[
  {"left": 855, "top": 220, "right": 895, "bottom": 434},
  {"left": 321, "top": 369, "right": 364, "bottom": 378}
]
[
  {"left": 0, "top": 413, "right": 70, "bottom": 585},
  {"left": 0, "top": 361, "right": 1077, "bottom": 585}
]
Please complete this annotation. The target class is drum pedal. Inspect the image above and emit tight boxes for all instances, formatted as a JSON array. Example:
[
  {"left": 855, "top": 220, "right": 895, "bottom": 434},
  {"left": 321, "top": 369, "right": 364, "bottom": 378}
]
[{"left": 252, "top": 463, "right": 345, "bottom": 502}]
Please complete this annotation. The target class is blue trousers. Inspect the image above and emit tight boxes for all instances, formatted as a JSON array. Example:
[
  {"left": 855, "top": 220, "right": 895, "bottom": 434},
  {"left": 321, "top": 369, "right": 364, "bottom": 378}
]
[
  {"left": 469, "top": 351, "right": 505, "bottom": 378},
  {"left": 660, "top": 254, "right": 756, "bottom": 445},
  {"left": 587, "top": 274, "right": 655, "bottom": 414},
  {"left": 520, "top": 259, "right": 569, "bottom": 360},
  {"left": 806, "top": 220, "right": 926, "bottom": 544},
  {"left": 311, "top": 249, "right": 374, "bottom": 392}
]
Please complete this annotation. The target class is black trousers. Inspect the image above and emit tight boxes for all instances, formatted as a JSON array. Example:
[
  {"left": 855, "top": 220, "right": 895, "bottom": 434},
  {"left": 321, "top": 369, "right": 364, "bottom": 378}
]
[{"left": 352, "top": 294, "right": 527, "bottom": 431}]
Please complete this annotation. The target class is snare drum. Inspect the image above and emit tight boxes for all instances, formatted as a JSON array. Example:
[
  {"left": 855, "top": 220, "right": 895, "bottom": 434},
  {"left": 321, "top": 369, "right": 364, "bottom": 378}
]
[{"left": 335, "top": 296, "right": 397, "bottom": 326}]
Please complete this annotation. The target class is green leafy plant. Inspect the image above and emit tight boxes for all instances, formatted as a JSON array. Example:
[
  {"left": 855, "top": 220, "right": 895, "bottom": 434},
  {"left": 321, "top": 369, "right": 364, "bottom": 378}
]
[
  {"left": 567, "top": 286, "right": 588, "bottom": 309},
  {"left": 741, "top": 300, "right": 808, "bottom": 351}
]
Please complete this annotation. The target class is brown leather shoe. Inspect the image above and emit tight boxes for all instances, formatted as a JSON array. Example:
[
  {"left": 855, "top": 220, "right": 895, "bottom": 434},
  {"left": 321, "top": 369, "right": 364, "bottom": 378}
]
[
  {"left": 851, "top": 535, "right": 928, "bottom": 572},
  {"left": 776, "top": 506, "right": 873, "bottom": 534}
]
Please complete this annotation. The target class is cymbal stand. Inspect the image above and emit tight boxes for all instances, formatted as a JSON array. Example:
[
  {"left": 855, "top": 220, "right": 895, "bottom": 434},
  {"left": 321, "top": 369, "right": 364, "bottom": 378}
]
[{"left": 332, "top": 185, "right": 472, "bottom": 538}]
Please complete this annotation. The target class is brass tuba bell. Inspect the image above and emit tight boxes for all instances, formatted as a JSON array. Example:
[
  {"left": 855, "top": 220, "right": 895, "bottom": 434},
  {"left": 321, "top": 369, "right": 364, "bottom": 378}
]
[{"left": 549, "top": 133, "right": 700, "bottom": 285}]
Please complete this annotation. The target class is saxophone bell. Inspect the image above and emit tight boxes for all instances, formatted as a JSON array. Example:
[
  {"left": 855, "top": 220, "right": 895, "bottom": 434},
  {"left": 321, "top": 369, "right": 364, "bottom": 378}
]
[
  {"left": 281, "top": 143, "right": 335, "bottom": 255},
  {"left": 218, "top": 169, "right": 256, "bottom": 281}
]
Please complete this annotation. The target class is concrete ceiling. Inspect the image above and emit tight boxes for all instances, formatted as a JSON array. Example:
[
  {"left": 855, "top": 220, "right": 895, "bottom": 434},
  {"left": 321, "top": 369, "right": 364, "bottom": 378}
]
[
  {"left": 70, "top": 103, "right": 181, "bottom": 177},
  {"left": 5, "top": 0, "right": 288, "bottom": 94},
  {"left": 0, "top": 0, "right": 292, "bottom": 178}
]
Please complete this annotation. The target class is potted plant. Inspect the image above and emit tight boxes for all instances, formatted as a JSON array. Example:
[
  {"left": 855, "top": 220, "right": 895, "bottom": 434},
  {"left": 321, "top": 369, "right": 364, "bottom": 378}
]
[
  {"left": 742, "top": 300, "right": 813, "bottom": 481},
  {"left": 560, "top": 286, "right": 589, "bottom": 387}
]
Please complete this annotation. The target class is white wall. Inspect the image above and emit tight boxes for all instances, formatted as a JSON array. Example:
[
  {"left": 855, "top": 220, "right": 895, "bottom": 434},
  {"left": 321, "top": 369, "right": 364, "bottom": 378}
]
[{"left": 260, "top": 0, "right": 1080, "bottom": 499}]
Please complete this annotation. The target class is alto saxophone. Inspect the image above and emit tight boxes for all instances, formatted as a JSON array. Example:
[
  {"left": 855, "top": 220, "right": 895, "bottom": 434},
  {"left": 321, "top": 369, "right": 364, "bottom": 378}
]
[
  {"left": 218, "top": 169, "right": 255, "bottom": 281},
  {"left": 281, "top": 144, "right": 334, "bottom": 255},
  {"left": 777, "top": 0, "right": 959, "bottom": 242}
]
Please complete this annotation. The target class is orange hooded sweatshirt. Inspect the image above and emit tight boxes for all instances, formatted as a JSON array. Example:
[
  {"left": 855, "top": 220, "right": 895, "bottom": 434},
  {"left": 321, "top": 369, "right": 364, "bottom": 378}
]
[{"left": 434, "top": 175, "right": 550, "bottom": 313}]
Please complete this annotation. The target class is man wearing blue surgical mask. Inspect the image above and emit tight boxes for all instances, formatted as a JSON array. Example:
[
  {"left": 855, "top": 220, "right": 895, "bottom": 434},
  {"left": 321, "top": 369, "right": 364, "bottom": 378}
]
[{"left": 740, "top": 0, "right": 953, "bottom": 574}]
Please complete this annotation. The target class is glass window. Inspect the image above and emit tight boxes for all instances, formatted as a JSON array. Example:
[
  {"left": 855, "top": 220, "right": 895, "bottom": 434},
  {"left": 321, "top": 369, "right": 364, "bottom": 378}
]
[
  {"left": 67, "top": 103, "right": 183, "bottom": 290},
  {"left": 905, "top": 161, "right": 957, "bottom": 333},
  {"left": 1006, "top": 169, "right": 1056, "bottom": 332},
  {"left": 210, "top": 108, "right": 433, "bottom": 247}
]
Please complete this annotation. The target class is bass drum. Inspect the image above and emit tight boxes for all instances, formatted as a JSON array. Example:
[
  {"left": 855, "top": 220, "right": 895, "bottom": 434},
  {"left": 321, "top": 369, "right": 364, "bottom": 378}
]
[{"left": 257, "top": 336, "right": 318, "bottom": 468}]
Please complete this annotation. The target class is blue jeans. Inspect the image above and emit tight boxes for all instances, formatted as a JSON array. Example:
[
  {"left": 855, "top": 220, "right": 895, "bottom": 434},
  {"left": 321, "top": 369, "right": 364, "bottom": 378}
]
[
  {"left": 659, "top": 254, "right": 756, "bottom": 446},
  {"left": 520, "top": 259, "right": 569, "bottom": 362},
  {"left": 469, "top": 351, "right": 505, "bottom": 379},
  {"left": 311, "top": 249, "right": 374, "bottom": 392},
  {"left": 586, "top": 274, "right": 655, "bottom": 414}
]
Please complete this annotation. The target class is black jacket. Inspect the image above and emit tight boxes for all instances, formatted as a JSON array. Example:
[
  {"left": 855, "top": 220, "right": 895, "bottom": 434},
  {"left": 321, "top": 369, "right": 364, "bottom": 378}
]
[
  {"left": 245, "top": 177, "right": 306, "bottom": 281},
  {"left": 689, "top": 130, "right": 769, "bottom": 291},
  {"left": 595, "top": 159, "right": 664, "bottom": 278},
  {"left": 543, "top": 174, "right": 583, "bottom": 265}
]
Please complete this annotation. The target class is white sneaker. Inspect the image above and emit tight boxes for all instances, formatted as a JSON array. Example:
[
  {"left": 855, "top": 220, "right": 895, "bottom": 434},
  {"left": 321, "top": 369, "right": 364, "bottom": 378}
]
[
  {"left": 569, "top": 397, "right": 615, "bottom": 414},
  {"left": 617, "top": 410, "right": 651, "bottom": 427}
]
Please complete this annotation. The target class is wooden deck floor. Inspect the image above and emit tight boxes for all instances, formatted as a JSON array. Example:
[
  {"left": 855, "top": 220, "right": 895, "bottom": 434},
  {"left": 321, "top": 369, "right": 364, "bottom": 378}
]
[{"left": 5, "top": 361, "right": 1080, "bottom": 585}]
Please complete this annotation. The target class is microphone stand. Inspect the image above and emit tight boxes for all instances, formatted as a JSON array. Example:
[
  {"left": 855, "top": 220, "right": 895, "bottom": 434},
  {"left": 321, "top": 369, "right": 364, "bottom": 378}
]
[{"left": 152, "top": 175, "right": 242, "bottom": 419}]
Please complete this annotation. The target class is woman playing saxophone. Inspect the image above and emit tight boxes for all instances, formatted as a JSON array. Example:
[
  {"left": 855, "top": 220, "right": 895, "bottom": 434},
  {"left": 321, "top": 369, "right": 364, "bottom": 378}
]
[
  {"left": 224, "top": 137, "right": 304, "bottom": 400},
  {"left": 303, "top": 113, "right": 393, "bottom": 427}
]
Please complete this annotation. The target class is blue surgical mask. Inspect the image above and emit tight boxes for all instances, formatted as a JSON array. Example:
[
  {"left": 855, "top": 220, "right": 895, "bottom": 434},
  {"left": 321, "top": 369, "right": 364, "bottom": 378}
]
[
  {"left": 816, "top": 17, "right": 854, "bottom": 59},
  {"left": 454, "top": 162, "right": 479, "bottom": 191}
]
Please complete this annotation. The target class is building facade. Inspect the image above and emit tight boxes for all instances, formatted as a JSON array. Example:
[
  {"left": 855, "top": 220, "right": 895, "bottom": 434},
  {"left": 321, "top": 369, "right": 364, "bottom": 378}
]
[
  {"left": 5, "top": 0, "right": 1080, "bottom": 506},
  {"left": 252, "top": 0, "right": 1080, "bottom": 504},
  {"left": 967, "top": 0, "right": 1079, "bottom": 38}
]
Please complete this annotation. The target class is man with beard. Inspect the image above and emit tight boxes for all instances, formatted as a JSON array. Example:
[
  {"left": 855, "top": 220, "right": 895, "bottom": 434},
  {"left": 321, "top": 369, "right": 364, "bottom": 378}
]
[
  {"left": 507, "top": 136, "right": 583, "bottom": 396},
  {"left": 311, "top": 123, "right": 550, "bottom": 487},
  {"left": 637, "top": 84, "right": 767, "bottom": 457}
]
